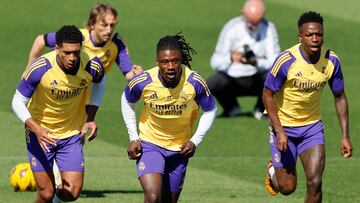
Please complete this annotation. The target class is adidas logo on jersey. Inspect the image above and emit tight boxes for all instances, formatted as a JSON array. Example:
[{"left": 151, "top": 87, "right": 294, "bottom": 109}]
[
  {"left": 50, "top": 80, "right": 58, "bottom": 86},
  {"left": 150, "top": 93, "right": 158, "bottom": 99},
  {"left": 295, "top": 71, "right": 302, "bottom": 77}
]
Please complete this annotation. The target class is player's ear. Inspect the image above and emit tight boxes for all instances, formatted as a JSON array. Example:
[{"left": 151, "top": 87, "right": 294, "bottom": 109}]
[
  {"left": 298, "top": 33, "right": 302, "bottom": 43},
  {"left": 55, "top": 44, "right": 60, "bottom": 53},
  {"left": 90, "top": 22, "right": 96, "bottom": 30}
]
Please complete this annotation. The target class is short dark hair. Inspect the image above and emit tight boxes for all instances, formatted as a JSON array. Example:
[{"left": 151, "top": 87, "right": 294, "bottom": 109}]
[
  {"left": 156, "top": 32, "right": 197, "bottom": 69},
  {"left": 55, "top": 25, "right": 82, "bottom": 46},
  {"left": 298, "top": 11, "right": 323, "bottom": 29}
]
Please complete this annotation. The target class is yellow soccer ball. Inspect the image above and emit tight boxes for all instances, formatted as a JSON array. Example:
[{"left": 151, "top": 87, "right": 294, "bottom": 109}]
[{"left": 9, "top": 163, "right": 36, "bottom": 191}]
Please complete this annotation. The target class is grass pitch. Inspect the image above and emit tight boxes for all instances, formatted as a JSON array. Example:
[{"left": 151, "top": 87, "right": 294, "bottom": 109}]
[{"left": 1, "top": 0, "right": 359, "bottom": 202}]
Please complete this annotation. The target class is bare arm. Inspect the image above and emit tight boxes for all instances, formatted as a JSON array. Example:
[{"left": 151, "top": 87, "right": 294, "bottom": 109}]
[
  {"left": 263, "top": 87, "right": 287, "bottom": 152},
  {"left": 81, "top": 105, "right": 99, "bottom": 142},
  {"left": 333, "top": 91, "right": 352, "bottom": 158},
  {"left": 27, "top": 35, "right": 46, "bottom": 67}
]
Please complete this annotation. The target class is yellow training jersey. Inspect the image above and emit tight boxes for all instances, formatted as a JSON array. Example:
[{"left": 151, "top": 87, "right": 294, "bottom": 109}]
[
  {"left": 124, "top": 66, "right": 216, "bottom": 151},
  {"left": 264, "top": 44, "right": 344, "bottom": 127},
  {"left": 17, "top": 51, "right": 104, "bottom": 139},
  {"left": 44, "top": 28, "right": 133, "bottom": 74}
]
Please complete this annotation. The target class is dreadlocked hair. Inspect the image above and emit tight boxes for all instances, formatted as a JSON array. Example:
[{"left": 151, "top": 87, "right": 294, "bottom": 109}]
[
  {"left": 56, "top": 25, "right": 82, "bottom": 46},
  {"left": 298, "top": 11, "right": 323, "bottom": 29},
  {"left": 156, "top": 32, "right": 197, "bottom": 69}
]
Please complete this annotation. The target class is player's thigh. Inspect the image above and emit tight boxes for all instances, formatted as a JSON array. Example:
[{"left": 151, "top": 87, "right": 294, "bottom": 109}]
[
  {"left": 33, "top": 171, "right": 55, "bottom": 192},
  {"left": 275, "top": 165, "right": 297, "bottom": 185},
  {"left": 139, "top": 173, "right": 163, "bottom": 195},
  {"left": 299, "top": 144, "right": 325, "bottom": 179}
]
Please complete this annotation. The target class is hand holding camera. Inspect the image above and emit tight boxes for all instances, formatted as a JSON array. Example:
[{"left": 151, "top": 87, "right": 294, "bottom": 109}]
[
  {"left": 231, "top": 44, "right": 257, "bottom": 66},
  {"left": 243, "top": 44, "right": 257, "bottom": 66}
]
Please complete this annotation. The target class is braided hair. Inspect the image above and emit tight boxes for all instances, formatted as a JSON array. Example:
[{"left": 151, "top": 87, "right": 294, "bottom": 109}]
[
  {"left": 156, "top": 32, "right": 197, "bottom": 69},
  {"left": 298, "top": 11, "right": 323, "bottom": 29}
]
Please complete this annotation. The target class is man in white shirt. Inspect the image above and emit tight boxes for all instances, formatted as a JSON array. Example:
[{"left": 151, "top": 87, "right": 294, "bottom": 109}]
[{"left": 208, "top": 0, "right": 280, "bottom": 119}]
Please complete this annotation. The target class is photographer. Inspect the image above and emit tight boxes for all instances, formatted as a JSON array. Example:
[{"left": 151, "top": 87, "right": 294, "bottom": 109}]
[{"left": 207, "top": 0, "right": 280, "bottom": 119}]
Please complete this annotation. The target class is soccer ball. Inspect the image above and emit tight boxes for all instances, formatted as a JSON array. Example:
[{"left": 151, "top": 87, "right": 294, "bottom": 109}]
[{"left": 9, "top": 163, "right": 36, "bottom": 191}]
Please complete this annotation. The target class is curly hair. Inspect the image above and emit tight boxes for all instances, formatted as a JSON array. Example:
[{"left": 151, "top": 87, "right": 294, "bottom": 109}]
[
  {"left": 298, "top": 11, "right": 323, "bottom": 29},
  {"left": 55, "top": 25, "right": 82, "bottom": 46},
  {"left": 156, "top": 32, "right": 197, "bottom": 69}
]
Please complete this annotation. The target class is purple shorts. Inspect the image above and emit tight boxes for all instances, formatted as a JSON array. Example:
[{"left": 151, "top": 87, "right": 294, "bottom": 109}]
[
  {"left": 137, "top": 141, "right": 189, "bottom": 193},
  {"left": 269, "top": 121, "right": 325, "bottom": 168},
  {"left": 26, "top": 129, "right": 84, "bottom": 172}
]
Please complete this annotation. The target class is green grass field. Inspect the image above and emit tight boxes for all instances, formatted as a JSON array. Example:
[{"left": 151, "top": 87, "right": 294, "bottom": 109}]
[{"left": 1, "top": 0, "right": 359, "bottom": 202}]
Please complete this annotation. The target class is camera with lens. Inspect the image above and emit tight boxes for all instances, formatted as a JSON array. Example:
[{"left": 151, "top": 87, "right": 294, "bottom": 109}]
[{"left": 243, "top": 44, "right": 257, "bottom": 65}]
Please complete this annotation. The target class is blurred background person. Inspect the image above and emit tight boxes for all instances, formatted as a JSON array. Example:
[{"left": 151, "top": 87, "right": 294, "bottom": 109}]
[{"left": 207, "top": 0, "right": 280, "bottom": 119}]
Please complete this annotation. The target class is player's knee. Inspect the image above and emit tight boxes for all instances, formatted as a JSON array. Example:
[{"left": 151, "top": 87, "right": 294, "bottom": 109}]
[
  {"left": 59, "top": 185, "right": 82, "bottom": 201},
  {"left": 306, "top": 175, "right": 322, "bottom": 192},
  {"left": 145, "top": 192, "right": 161, "bottom": 203},
  {"left": 69, "top": 187, "right": 82, "bottom": 201},
  {"left": 278, "top": 181, "right": 297, "bottom": 195},
  {"left": 38, "top": 187, "right": 55, "bottom": 201}
]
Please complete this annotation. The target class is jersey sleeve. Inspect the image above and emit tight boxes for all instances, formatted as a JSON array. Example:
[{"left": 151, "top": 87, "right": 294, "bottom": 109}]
[
  {"left": 124, "top": 72, "right": 152, "bottom": 103},
  {"left": 44, "top": 32, "right": 56, "bottom": 48},
  {"left": 188, "top": 72, "right": 216, "bottom": 112},
  {"left": 112, "top": 33, "right": 133, "bottom": 75},
  {"left": 327, "top": 50, "right": 344, "bottom": 94},
  {"left": 264, "top": 51, "right": 295, "bottom": 92},
  {"left": 85, "top": 56, "right": 105, "bottom": 83},
  {"left": 17, "top": 57, "right": 51, "bottom": 98}
]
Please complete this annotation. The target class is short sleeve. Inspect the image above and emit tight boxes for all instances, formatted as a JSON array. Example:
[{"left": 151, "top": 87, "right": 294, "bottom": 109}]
[
  {"left": 188, "top": 72, "right": 216, "bottom": 112},
  {"left": 124, "top": 72, "right": 152, "bottom": 103},
  {"left": 85, "top": 56, "right": 105, "bottom": 83}
]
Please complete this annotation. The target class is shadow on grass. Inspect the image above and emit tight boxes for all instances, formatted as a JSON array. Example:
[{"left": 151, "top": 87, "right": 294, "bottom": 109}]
[
  {"left": 80, "top": 189, "right": 143, "bottom": 198},
  {"left": 217, "top": 111, "right": 254, "bottom": 118}
]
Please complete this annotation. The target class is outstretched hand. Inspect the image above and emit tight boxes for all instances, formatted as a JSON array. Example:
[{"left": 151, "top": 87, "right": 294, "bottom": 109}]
[
  {"left": 132, "top": 64, "right": 143, "bottom": 75},
  {"left": 340, "top": 137, "right": 353, "bottom": 158},
  {"left": 81, "top": 121, "right": 97, "bottom": 142},
  {"left": 180, "top": 141, "right": 197, "bottom": 158},
  {"left": 127, "top": 140, "right": 142, "bottom": 159}
]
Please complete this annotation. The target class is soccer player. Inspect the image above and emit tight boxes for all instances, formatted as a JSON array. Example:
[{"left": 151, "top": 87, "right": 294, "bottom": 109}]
[
  {"left": 263, "top": 11, "right": 353, "bottom": 203},
  {"left": 26, "top": 3, "right": 143, "bottom": 186},
  {"left": 121, "top": 33, "right": 217, "bottom": 203},
  {"left": 12, "top": 25, "right": 104, "bottom": 203},
  {"left": 27, "top": 3, "right": 143, "bottom": 82}
]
